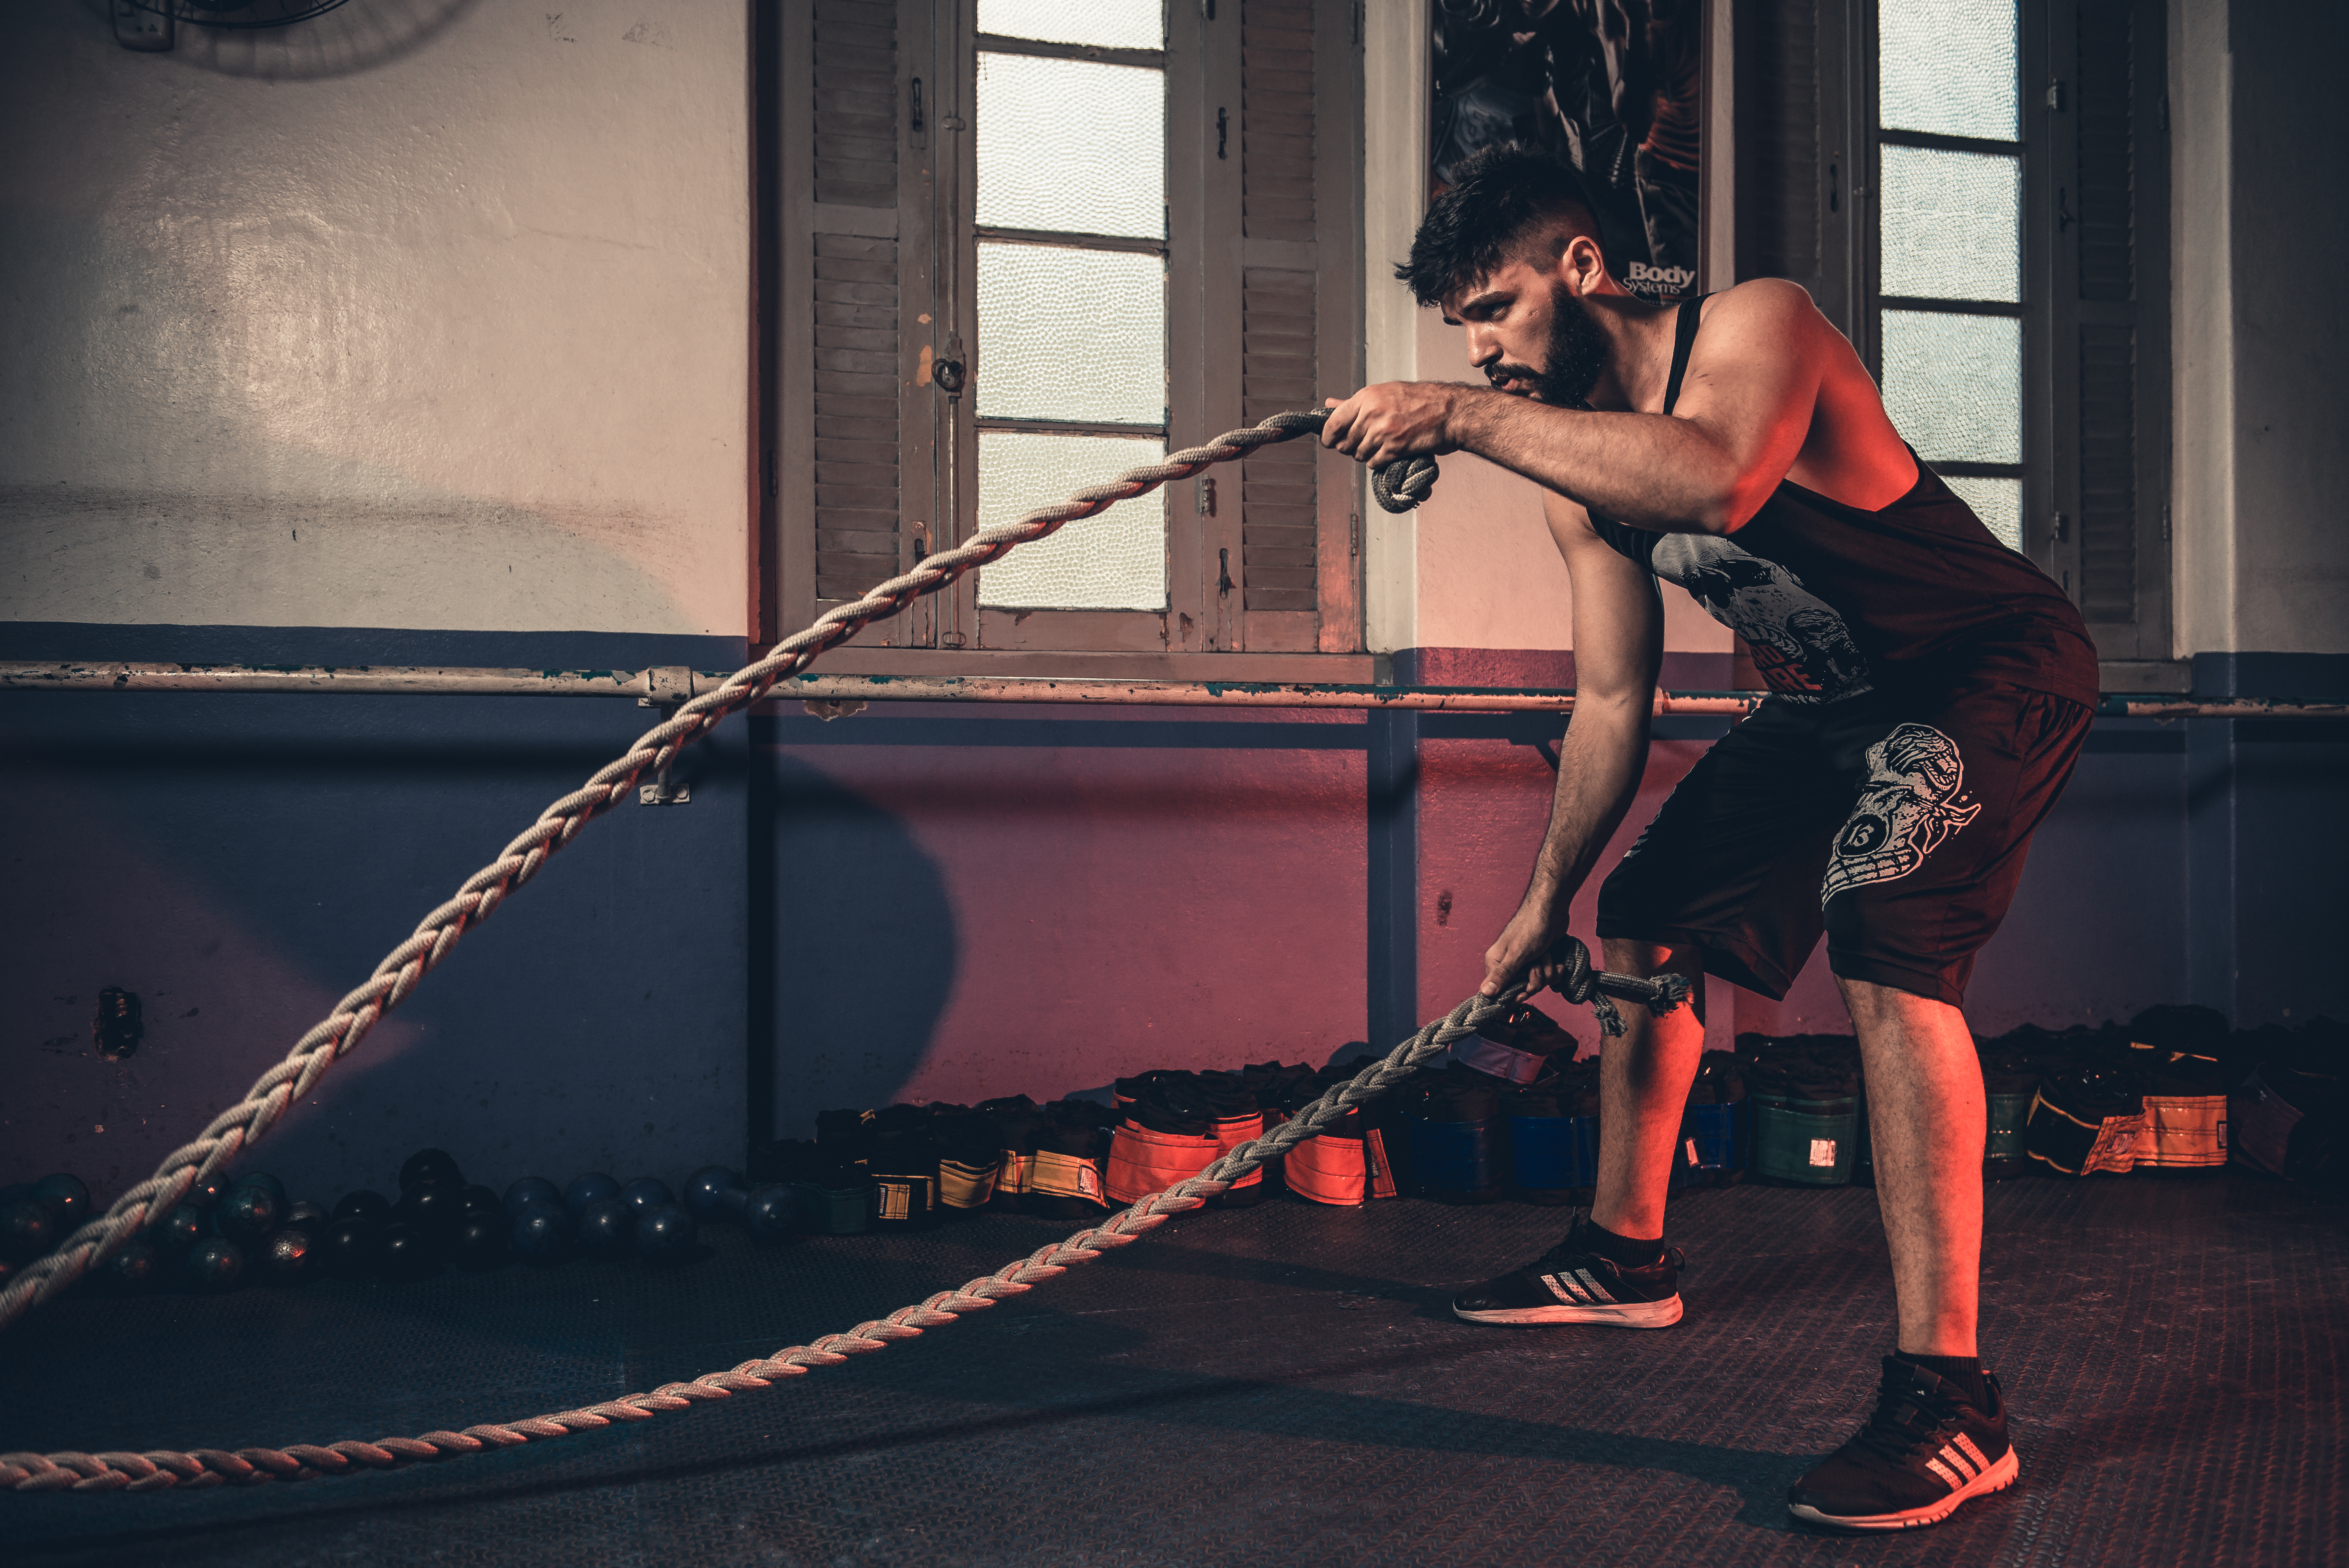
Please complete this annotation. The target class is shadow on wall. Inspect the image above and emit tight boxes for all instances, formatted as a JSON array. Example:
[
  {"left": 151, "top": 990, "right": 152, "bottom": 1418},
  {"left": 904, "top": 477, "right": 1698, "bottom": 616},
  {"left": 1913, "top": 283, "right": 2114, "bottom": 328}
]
[
  {"left": 1, "top": 684, "right": 750, "bottom": 1205},
  {"left": 73, "top": 0, "right": 479, "bottom": 80},
  {"left": 765, "top": 755, "right": 958, "bottom": 1139}
]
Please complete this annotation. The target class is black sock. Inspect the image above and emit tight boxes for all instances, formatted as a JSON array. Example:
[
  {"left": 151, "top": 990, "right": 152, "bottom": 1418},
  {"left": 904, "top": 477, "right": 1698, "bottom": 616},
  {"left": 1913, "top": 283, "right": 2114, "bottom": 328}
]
[
  {"left": 1896, "top": 1351, "right": 1989, "bottom": 1407},
  {"left": 1580, "top": 1216, "right": 1665, "bottom": 1269}
]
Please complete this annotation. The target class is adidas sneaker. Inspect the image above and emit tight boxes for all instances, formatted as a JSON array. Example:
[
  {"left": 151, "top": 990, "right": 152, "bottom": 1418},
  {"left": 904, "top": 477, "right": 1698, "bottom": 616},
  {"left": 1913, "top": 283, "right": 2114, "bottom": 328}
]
[
  {"left": 1450, "top": 1215, "right": 1685, "bottom": 1328},
  {"left": 1786, "top": 1357, "right": 2019, "bottom": 1531}
]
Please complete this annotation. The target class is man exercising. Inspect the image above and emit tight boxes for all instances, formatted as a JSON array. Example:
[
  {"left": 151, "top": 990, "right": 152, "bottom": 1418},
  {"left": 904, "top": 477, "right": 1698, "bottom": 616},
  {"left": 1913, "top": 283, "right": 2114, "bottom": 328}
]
[{"left": 1320, "top": 146, "right": 2097, "bottom": 1532}]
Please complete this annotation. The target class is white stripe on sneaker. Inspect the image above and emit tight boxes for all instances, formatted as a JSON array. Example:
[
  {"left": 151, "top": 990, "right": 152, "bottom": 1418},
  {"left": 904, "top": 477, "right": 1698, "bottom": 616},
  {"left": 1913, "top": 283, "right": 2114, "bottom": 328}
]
[
  {"left": 1574, "top": 1269, "right": 1617, "bottom": 1304},
  {"left": 1937, "top": 1442, "right": 1978, "bottom": 1481},
  {"left": 1923, "top": 1457, "right": 1964, "bottom": 1489},
  {"left": 1954, "top": 1433, "right": 1992, "bottom": 1472}
]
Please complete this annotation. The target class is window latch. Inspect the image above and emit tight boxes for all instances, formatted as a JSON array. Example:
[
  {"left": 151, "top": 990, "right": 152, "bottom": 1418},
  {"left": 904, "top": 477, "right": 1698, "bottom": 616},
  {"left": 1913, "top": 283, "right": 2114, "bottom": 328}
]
[
  {"left": 1216, "top": 107, "right": 1228, "bottom": 160},
  {"left": 934, "top": 331, "right": 966, "bottom": 397},
  {"left": 2046, "top": 77, "right": 2066, "bottom": 112},
  {"left": 1198, "top": 477, "right": 1216, "bottom": 516},
  {"left": 1218, "top": 547, "right": 1234, "bottom": 595},
  {"left": 910, "top": 77, "right": 923, "bottom": 133},
  {"left": 2052, "top": 511, "right": 2070, "bottom": 543}
]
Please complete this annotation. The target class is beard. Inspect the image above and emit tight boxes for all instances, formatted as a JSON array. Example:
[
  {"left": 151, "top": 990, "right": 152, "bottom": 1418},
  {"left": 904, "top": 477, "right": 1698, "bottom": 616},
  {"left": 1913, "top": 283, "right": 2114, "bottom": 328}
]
[{"left": 1487, "top": 285, "right": 1611, "bottom": 409}]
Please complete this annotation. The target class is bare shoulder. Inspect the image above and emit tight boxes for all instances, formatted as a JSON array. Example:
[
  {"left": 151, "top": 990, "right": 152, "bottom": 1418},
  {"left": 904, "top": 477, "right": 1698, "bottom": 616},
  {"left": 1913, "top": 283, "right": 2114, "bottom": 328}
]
[{"left": 1697, "top": 278, "right": 1825, "bottom": 341}]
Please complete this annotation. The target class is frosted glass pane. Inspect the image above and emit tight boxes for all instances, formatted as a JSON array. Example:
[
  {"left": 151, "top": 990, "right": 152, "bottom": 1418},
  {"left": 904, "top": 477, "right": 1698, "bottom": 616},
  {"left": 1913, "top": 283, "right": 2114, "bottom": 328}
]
[
  {"left": 1880, "top": 0, "right": 2018, "bottom": 140},
  {"left": 1880, "top": 310, "right": 2021, "bottom": 463},
  {"left": 977, "top": 432, "right": 1167, "bottom": 609},
  {"left": 977, "top": 0, "right": 1162, "bottom": 50},
  {"left": 1880, "top": 146, "right": 2020, "bottom": 302},
  {"left": 1943, "top": 476, "right": 2023, "bottom": 550},
  {"left": 976, "top": 244, "right": 1165, "bottom": 424},
  {"left": 976, "top": 53, "right": 1165, "bottom": 238}
]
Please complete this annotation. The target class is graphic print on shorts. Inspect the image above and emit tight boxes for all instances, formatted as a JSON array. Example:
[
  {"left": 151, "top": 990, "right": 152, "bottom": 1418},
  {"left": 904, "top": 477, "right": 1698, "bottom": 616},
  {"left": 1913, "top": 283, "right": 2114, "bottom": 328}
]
[
  {"left": 1820, "top": 723, "right": 1982, "bottom": 905},
  {"left": 1651, "top": 535, "right": 1873, "bottom": 702}
]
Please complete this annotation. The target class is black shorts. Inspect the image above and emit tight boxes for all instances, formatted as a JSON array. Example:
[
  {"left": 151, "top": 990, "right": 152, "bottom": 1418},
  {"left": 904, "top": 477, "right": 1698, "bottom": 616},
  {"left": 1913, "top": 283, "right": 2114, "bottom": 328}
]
[{"left": 1595, "top": 680, "right": 2092, "bottom": 1006}]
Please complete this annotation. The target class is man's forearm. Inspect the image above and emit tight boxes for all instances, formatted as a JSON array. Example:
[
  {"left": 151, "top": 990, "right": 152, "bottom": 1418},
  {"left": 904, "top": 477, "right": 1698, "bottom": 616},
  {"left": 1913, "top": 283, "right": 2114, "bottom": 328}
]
[
  {"left": 1519, "top": 700, "right": 1652, "bottom": 918},
  {"left": 1447, "top": 390, "right": 1747, "bottom": 533}
]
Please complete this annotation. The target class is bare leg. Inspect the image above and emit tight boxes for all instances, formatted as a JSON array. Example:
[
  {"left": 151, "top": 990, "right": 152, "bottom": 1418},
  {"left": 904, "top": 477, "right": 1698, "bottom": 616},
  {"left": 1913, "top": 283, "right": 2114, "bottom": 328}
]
[
  {"left": 1838, "top": 976, "right": 1985, "bottom": 1357},
  {"left": 1590, "top": 937, "right": 1708, "bottom": 1240}
]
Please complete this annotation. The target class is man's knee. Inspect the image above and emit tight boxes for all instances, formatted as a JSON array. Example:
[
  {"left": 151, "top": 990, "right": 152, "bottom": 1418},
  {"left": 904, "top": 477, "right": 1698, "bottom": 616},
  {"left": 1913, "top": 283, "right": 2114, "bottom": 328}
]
[{"left": 1604, "top": 935, "right": 1702, "bottom": 979}]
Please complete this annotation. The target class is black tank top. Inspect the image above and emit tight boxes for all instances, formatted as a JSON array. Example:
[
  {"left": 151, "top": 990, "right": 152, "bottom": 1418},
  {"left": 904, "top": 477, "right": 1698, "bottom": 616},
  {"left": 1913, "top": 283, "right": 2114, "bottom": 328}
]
[{"left": 1586, "top": 296, "right": 2100, "bottom": 707}]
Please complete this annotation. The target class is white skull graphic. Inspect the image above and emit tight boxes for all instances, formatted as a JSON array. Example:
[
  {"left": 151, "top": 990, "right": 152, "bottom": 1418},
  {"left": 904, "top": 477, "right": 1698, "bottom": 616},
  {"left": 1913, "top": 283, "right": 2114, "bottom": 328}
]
[{"left": 1820, "top": 723, "right": 1982, "bottom": 905}]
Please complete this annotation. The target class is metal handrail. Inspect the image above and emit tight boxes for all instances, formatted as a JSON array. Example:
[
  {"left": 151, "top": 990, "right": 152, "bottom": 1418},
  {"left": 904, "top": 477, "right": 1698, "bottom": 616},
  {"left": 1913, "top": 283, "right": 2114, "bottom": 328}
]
[{"left": 2, "top": 661, "right": 2341, "bottom": 718}]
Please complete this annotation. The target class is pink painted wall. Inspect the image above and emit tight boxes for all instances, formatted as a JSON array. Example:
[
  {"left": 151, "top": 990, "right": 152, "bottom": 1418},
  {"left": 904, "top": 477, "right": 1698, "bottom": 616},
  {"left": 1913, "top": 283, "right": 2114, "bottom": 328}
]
[
  {"left": 1412, "top": 729, "right": 1758, "bottom": 1055},
  {"left": 1406, "top": 308, "right": 1734, "bottom": 660},
  {"left": 766, "top": 706, "right": 1373, "bottom": 1133}
]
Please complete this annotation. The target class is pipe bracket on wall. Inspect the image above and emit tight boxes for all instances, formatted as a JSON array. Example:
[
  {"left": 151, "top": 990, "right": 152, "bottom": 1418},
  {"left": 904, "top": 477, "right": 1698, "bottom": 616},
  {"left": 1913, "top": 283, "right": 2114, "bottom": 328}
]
[{"left": 636, "top": 667, "right": 695, "bottom": 803}]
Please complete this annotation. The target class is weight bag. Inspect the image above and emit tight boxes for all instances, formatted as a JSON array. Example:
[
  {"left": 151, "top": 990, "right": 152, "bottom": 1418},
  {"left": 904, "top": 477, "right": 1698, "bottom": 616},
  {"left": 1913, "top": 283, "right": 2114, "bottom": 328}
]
[
  {"left": 1105, "top": 1073, "right": 1221, "bottom": 1205},
  {"left": 1740, "top": 1034, "right": 1862, "bottom": 1186},
  {"left": 1749, "top": 1092, "right": 1859, "bottom": 1184},
  {"left": 2230, "top": 1063, "right": 2342, "bottom": 1183},
  {"left": 1504, "top": 1058, "right": 1600, "bottom": 1203},
  {"left": 1451, "top": 1001, "right": 1581, "bottom": 1086},
  {"left": 2024, "top": 1057, "right": 2145, "bottom": 1175},
  {"left": 755, "top": 1139, "right": 875, "bottom": 1235},
  {"left": 1976, "top": 1041, "right": 2046, "bottom": 1178},
  {"left": 1195, "top": 1070, "right": 1270, "bottom": 1208},
  {"left": 1277, "top": 1063, "right": 1401, "bottom": 1207},
  {"left": 974, "top": 1095, "right": 1047, "bottom": 1211},
  {"left": 1675, "top": 1049, "right": 1747, "bottom": 1187},
  {"left": 931, "top": 1107, "right": 1004, "bottom": 1210},
  {"left": 1238, "top": 1061, "right": 1317, "bottom": 1195},
  {"left": 1027, "top": 1099, "right": 1112, "bottom": 1217},
  {"left": 1399, "top": 1065, "right": 1509, "bottom": 1203},
  {"left": 2133, "top": 1043, "right": 2230, "bottom": 1171},
  {"left": 865, "top": 1105, "right": 941, "bottom": 1228}
]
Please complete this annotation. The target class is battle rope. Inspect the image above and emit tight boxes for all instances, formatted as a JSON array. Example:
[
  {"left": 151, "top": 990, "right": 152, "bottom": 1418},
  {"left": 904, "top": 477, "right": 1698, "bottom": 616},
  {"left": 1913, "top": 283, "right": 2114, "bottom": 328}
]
[
  {"left": 0, "top": 407, "right": 1423, "bottom": 1338},
  {"left": 2, "top": 955, "right": 1685, "bottom": 1491},
  {"left": 0, "top": 407, "right": 1680, "bottom": 1490}
]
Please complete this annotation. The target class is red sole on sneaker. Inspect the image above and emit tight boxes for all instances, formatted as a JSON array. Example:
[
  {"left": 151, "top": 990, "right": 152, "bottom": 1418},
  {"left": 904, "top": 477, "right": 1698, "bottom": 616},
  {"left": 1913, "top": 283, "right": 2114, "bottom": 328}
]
[
  {"left": 1451, "top": 1296, "right": 1684, "bottom": 1329},
  {"left": 1787, "top": 1447, "right": 2021, "bottom": 1532}
]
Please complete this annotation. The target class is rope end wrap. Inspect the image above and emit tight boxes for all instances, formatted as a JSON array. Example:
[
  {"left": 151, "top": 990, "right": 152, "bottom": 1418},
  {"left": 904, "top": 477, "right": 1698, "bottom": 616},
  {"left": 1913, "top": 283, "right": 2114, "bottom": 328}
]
[{"left": 1281, "top": 406, "right": 1438, "bottom": 515}]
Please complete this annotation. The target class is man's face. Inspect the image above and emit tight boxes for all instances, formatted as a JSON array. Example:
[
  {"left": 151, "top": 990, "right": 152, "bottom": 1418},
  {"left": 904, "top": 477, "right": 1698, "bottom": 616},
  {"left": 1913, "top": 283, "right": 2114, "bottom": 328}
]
[{"left": 1444, "top": 264, "right": 1612, "bottom": 409}]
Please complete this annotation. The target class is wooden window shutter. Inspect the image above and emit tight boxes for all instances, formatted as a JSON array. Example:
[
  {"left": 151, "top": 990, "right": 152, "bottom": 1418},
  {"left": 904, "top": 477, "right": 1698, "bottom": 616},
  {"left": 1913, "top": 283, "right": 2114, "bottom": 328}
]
[
  {"left": 1732, "top": 0, "right": 1857, "bottom": 336},
  {"left": 2050, "top": 0, "right": 2170, "bottom": 661},
  {"left": 776, "top": 0, "right": 938, "bottom": 645},
  {"left": 1219, "top": 0, "right": 1362, "bottom": 652}
]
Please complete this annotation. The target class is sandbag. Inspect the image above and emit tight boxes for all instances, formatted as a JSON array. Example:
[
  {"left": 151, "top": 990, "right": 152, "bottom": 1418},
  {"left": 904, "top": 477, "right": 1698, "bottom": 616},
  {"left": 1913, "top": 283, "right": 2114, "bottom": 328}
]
[
  {"left": 1740, "top": 1034, "right": 1861, "bottom": 1185},
  {"left": 1105, "top": 1073, "right": 1221, "bottom": 1205},
  {"left": 1503, "top": 1059, "right": 1599, "bottom": 1203},
  {"left": 1399, "top": 1065, "right": 1509, "bottom": 1202}
]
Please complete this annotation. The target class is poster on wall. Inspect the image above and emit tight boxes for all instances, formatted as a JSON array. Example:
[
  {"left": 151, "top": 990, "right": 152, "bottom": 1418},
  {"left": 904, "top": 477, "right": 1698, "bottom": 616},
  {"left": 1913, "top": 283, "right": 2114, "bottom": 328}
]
[{"left": 1430, "top": 0, "right": 1702, "bottom": 302}]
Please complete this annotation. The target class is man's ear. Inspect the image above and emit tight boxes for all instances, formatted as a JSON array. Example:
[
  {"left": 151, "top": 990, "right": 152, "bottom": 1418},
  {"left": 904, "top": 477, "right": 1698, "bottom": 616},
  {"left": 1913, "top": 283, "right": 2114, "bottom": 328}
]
[{"left": 1563, "top": 233, "right": 1609, "bottom": 296}]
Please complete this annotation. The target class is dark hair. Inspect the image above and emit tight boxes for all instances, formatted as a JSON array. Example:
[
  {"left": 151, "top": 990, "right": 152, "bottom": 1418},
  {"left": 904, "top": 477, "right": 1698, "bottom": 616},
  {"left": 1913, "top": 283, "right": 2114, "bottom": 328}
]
[{"left": 1395, "top": 145, "right": 1601, "bottom": 307}]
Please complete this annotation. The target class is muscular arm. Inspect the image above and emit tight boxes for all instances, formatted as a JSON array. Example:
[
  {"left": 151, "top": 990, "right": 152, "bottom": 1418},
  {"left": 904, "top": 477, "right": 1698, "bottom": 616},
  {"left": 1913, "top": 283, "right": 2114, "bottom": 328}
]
[
  {"left": 1326, "top": 279, "right": 1832, "bottom": 534},
  {"left": 1479, "top": 495, "right": 1664, "bottom": 997}
]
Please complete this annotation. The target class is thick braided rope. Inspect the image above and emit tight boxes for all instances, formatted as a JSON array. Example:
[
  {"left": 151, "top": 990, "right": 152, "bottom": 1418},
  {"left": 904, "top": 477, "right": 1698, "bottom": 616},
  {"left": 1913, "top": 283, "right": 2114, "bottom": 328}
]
[
  {"left": 0, "top": 410, "right": 1431, "bottom": 1336},
  {"left": 1, "top": 972, "right": 1636, "bottom": 1491}
]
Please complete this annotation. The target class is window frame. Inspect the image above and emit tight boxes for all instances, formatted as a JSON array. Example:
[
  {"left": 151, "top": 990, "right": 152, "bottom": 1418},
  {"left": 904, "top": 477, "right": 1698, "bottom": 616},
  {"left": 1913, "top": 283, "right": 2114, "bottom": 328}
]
[
  {"left": 765, "top": 0, "right": 1371, "bottom": 674},
  {"left": 1848, "top": 0, "right": 2172, "bottom": 670}
]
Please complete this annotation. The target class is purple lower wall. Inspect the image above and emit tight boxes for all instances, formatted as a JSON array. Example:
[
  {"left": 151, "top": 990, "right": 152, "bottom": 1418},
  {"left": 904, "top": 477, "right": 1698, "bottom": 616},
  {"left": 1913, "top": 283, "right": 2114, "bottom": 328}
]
[{"left": 4, "top": 633, "right": 2338, "bottom": 1208}]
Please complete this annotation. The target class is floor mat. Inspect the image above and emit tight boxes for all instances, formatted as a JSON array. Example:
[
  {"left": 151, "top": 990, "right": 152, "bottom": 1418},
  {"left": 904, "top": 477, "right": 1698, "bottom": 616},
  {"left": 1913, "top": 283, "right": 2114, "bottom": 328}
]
[{"left": 9, "top": 1174, "right": 2345, "bottom": 1566}]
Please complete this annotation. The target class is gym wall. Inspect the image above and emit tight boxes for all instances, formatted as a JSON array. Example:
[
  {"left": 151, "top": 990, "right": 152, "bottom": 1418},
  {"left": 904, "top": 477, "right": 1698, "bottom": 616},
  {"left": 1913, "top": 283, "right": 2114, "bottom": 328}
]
[
  {"left": 1, "top": 4, "right": 756, "bottom": 1199},
  {"left": 1, "top": 0, "right": 2341, "bottom": 1207}
]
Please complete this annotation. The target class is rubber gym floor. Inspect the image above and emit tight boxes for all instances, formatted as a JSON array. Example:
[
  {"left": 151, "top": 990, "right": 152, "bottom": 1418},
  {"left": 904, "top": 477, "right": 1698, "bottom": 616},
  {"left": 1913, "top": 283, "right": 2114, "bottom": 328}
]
[{"left": 10, "top": 1173, "right": 2344, "bottom": 1567}]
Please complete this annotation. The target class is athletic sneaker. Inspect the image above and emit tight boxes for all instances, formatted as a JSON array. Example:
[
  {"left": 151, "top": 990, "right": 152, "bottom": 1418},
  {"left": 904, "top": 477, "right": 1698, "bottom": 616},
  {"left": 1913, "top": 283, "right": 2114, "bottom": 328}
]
[
  {"left": 1786, "top": 1357, "right": 2019, "bottom": 1531},
  {"left": 1449, "top": 1215, "right": 1685, "bottom": 1327}
]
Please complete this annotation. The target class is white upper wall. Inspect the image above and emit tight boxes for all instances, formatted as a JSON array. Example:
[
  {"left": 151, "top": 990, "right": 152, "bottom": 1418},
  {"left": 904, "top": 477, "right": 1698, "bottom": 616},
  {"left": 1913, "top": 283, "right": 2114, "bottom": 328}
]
[{"left": 0, "top": 2, "right": 750, "bottom": 636}]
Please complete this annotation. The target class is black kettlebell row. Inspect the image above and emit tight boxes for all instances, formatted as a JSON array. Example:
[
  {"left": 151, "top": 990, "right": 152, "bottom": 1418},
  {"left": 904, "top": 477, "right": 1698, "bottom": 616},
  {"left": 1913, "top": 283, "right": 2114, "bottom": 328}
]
[{"left": 0, "top": 1149, "right": 807, "bottom": 1298}]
